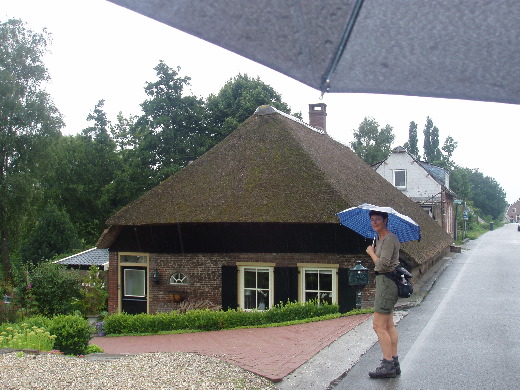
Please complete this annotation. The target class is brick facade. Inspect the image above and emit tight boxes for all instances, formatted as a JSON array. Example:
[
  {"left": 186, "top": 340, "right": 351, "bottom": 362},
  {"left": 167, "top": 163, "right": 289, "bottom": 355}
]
[{"left": 108, "top": 251, "right": 377, "bottom": 314}]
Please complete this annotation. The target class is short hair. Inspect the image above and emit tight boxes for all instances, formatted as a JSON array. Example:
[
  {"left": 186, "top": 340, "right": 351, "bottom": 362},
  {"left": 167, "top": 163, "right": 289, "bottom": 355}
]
[{"left": 369, "top": 210, "right": 388, "bottom": 220}]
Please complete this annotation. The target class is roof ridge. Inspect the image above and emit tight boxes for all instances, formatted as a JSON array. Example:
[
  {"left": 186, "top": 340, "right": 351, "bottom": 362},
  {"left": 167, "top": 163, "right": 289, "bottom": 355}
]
[{"left": 254, "top": 105, "right": 325, "bottom": 135}]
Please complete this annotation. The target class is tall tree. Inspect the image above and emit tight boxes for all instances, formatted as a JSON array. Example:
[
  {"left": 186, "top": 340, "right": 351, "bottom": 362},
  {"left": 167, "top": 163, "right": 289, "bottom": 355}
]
[
  {"left": 44, "top": 101, "right": 120, "bottom": 243},
  {"left": 0, "top": 19, "right": 63, "bottom": 281},
  {"left": 205, "top": 73, "right": 295, "bottom": 146},
  {"left": 350, "top": 117, "right": 395, "bottom": 165},
  {"left": 403, "top": 121, "right": 419, "bottom": 158},
  {"left": 423, "top": 117, "right": 442, "bottom": 163},
  {"left": 431, "top": 124, "right": 442, "bottom": 162},
  {"left": 131, "top": 62, "right": 207, "bottom": 183},
  {"left": 422, "top": 117, "right": 433, "bottom": 161}
]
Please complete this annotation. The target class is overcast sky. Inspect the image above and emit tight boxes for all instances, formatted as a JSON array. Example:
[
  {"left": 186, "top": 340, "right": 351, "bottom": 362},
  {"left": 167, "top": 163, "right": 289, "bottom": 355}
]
[{"left": 3, "top": 0, "right": 520, "bottom": 204}]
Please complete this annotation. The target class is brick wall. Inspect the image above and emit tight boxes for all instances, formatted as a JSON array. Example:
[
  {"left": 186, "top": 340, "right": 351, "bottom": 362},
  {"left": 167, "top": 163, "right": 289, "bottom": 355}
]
[
  {"left": 106, "top": 250, "right": 378, "bottom": 314},
  {"left": 145, "top": 252, "right": 375, "bottom": 314}
]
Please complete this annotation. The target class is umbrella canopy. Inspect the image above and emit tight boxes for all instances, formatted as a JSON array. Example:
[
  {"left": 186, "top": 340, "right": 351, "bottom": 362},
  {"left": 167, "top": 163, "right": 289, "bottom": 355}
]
[
  {"left": 109, "top": 0, "right": 520, "bottom": 105},
  {"left": 337, "top": 203, "right": 421, "bottom": 243}
]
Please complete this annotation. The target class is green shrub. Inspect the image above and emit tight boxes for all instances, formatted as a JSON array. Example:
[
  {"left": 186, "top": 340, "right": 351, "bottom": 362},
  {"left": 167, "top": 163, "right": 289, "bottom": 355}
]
[
  {"left": 85, "top": 344, "right": 104, "bottom": 354},
  {"left": 21, "top": 315, "right": 53, "bottom": 329},
  {"left": 104, "top": 300, "right": 341, "bottom": 335},
  {"left": 48, "top": 315, "right": 91, "bottom": 355},
  {"left": 0, "top": 323, "right": 56, "bottom": 351},
  {"left": 21, "top": 262, "right": 82, "bottom": 317}
]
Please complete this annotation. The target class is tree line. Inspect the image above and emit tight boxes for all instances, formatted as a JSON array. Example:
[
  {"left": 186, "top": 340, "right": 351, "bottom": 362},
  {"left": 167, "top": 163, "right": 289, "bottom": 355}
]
[
  {"left": 349, "top": 117, "right": 508, "bottom": 223},
  {"left": 0, "top": 19, "right": 297, "bottom": 284}
]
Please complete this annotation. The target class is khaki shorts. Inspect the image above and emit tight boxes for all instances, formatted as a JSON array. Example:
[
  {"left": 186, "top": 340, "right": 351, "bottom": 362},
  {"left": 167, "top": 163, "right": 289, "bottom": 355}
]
[{"left": 374, "top": 274, "right": 398, "bottom": 314}]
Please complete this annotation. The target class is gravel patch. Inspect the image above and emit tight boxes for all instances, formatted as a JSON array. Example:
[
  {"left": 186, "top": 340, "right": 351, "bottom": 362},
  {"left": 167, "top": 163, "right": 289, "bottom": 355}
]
[{"left": 0, "top": 352, "right": 275, "bottom": 390}]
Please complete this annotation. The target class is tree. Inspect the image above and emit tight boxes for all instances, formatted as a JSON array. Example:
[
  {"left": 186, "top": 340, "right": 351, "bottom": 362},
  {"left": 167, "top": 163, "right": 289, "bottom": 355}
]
[
  {"left": 20, "top": 204, "right": 81, "bottom": 266},
  {"left": 440, "top": 135, "right": 458, "bottom": 170},
  {"left": 422, "top": 117, "right": 442, "bottom": 162},
  {"left": 403, "top": 121, "right": 419, "bottom": 158},
  {"left": 350, "top": 117, "right": 395, "bottom": 164},
  {"left": 451, "top": 166, "right": 507, "bottom": 220},
  {"left": 131, "top": 62, "right": 207, "bottom": 183},
  {"left": 468, "top": 170, "right": 507, "bottom": 220},
  {"left": 43, "top": 101, "right": 120, "bottom": 243},
  {"left": 450, "top": 166, "right": 472, "bottom": 201},
  {"left": 0, "top": 19, "right": 63, "bottom": 281},
  {"left": 430, "top": 125, "right": 442, "bottom": 162},
  {"left": 423, "top": 117, "right": 432, "bottom": 160},
  {"left": 205, "top": 73, "right": 295, "bottom": 147}
]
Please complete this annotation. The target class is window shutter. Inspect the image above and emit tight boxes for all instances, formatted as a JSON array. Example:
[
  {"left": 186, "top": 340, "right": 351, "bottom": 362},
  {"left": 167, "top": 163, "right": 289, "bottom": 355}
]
[
  {"left": 274, "top": 267, "right": 298, "bottom": 305},
  {"left": 221, "top": 266, "right": 238, "bottom": 310}
]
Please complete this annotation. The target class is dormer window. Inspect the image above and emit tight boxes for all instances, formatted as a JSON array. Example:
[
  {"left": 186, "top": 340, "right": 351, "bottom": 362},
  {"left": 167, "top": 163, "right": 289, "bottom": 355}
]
[{"left": 393, "top": 169, "right": 407, "bottom": 190}]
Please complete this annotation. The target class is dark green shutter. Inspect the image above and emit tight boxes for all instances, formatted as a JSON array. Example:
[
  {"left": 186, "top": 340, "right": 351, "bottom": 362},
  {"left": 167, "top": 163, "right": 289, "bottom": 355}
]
[
  {"left": 274, "top": 267, "right": 298, "bottom": 305},
  {"left": 221, "top": 266, "right": 238, "bottom": 310}
]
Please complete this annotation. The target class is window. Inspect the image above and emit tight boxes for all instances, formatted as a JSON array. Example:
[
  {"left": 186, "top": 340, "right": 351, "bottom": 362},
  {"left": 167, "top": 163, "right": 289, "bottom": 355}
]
[
  {"left": 169, "top": 272, "right": 188, "bottom": 285},
  {"left": 238, "top": 265, "right": 274, "bottom": 310},
  {"left": 299, "top": 265, "right": 338, "bottom": 305},
  {"left": 124, "top": 269, "right": 146, "bottom": 297},
  {"left": 393, "top": 169, "right": 406, "bottom": 189},
  {"left": 120, "top": 254, "right": 148, "bottom": 263}
]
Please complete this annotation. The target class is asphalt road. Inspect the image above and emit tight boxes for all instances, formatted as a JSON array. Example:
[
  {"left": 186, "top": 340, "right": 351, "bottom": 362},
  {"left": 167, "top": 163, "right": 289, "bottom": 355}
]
[{"left": 334, "top": 223, "right": 520, "bottom": 390}]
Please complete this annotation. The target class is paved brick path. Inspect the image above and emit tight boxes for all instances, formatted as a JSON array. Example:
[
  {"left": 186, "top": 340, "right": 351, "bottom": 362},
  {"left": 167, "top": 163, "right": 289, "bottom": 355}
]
[{"left": 90, "top": 314, "right": 372, "bottom": 382}]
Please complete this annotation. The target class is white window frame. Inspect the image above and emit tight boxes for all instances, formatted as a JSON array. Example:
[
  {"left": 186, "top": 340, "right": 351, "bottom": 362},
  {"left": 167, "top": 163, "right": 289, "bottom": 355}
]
[
  {"left": 169, "top": 272, "right": 189, "bottom": 285},
  {"left": 298, "top": 264, "right": 338, "bottom": 305},
  {"left": 237, "top": 263, "right": 274, "bottom": 311},
  {"left": 393, "top": 169, "right": 407, "bottom": 190}
]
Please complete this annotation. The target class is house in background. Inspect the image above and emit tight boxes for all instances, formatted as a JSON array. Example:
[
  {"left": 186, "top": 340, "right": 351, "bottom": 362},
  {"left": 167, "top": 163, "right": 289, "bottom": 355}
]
[
  {"left": 506, "top": 199, "right": 520, "bottom": 222},
  {"left": 97, "top": 106, "right": 453, "bottom": 316},
  {"left": 372, "top": 146, "right": 456, "bottom": 238},
  {"left": 54, "top": 248, "right": 109, "bottom": 271}
]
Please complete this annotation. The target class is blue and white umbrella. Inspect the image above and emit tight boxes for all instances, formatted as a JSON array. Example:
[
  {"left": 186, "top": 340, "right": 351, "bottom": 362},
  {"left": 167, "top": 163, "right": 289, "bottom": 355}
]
[{"left": 337, "top": 203, "right": 421, "bottom": 243}]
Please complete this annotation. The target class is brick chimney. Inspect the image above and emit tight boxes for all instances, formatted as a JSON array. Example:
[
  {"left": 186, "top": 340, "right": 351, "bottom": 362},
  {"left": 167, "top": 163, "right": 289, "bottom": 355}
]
[{"left": 308, "top": 103, "right": 327, "bottom": 133}]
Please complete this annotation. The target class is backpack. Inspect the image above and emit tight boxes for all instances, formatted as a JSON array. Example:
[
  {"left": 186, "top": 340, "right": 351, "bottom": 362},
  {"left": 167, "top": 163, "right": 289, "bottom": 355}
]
[{"left": 394, "top": 265, "right": 413, "bottom": 298}]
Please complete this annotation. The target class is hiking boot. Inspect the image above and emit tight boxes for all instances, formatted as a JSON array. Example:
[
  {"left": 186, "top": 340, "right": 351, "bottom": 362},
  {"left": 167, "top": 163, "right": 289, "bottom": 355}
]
[
  {"left": 368, "top": 359, "right": 397, "bottom": 378},
  {"left": 393, "top": 356, "right": 401, "bottom": 375}
]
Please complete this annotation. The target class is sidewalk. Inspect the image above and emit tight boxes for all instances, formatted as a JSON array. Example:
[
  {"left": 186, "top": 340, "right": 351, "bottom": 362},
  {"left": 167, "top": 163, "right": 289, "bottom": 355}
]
[
  {"left": 90, "top": 313, "right": 371, "bottom": 383},
  {"left": 90, "top": 253, "right": 456, "bottom": 386}
]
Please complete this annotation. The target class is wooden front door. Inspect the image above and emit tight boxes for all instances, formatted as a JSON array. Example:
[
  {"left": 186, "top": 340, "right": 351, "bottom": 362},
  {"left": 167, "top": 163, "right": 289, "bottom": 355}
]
[{"left": 121, "top": 266, "right": 147, "bottom": 314}]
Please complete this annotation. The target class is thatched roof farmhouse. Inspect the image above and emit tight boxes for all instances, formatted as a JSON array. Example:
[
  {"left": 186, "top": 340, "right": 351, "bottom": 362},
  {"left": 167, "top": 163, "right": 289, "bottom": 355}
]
[{"left": 98, "top": 105, "right": 453, "bottom": 314}]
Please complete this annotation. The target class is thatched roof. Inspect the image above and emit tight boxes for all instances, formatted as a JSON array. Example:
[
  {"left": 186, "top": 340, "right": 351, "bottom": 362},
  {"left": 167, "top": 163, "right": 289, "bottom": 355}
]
[{"left": 99, "top": 107, "right": 453, "bottom": 264}]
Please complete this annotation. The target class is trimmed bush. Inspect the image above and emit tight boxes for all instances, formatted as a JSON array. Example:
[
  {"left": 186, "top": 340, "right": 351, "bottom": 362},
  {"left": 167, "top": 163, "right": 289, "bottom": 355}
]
[
  {"left": 48, "top": 315, "right": 91, "bottom": 355},
  {"left": 104, "top": 301, "right": 341, "bottom": 335}
]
